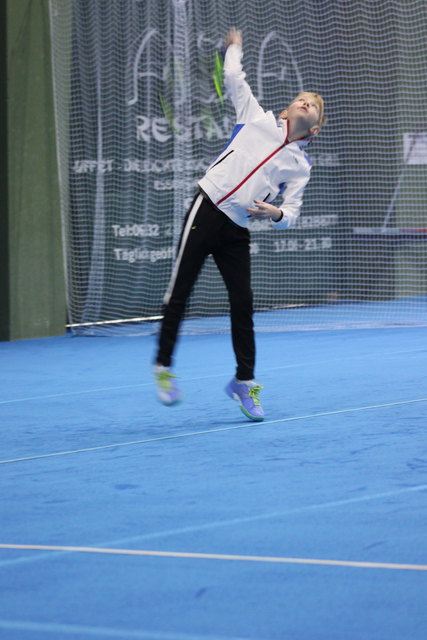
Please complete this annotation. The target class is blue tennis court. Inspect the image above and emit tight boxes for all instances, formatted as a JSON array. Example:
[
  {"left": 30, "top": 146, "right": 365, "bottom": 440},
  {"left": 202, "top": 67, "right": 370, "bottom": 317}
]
[{"left": 1, "top": 324, "right": 426, "bottom": 639}]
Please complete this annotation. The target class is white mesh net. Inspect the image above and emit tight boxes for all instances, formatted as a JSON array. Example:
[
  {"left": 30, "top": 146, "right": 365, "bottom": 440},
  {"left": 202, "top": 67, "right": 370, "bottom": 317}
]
[{"left": 49, "top": 0, "right": 427, "bottom": 336}]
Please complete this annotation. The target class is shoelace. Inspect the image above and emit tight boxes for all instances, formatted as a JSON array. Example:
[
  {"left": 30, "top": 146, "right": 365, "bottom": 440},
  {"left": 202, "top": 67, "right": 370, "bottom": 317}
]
[
  {"left": 157, "top": 370, "right": 178, "bottom": 391},
  {"left": 248, "top": 385, "right": 263, "bottom": 406}
]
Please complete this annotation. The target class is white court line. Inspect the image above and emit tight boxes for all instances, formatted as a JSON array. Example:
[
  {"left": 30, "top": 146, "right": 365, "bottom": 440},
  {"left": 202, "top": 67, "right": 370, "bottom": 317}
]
[
  {"left": 0, "top": 383, "right": 147, "bottom": 405},
  {"left": 1, "top": 397, "right": 427, "bottom": 465},
  {"left": 1, "top": 543, "right": 427, "bottom": 571},
  {"left": 0, "top": 346, "right": 425, "bottom": 406},
  {"left": 0, "top": 619, "right": 252, "bottom": 640},
  {"left": 1, "top": 483, "right": 426, "bottom": 570}
]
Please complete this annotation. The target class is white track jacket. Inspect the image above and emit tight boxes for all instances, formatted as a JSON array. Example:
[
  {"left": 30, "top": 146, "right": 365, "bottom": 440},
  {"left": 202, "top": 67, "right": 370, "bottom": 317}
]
[{"left": 198, "top": 44, "right": 312, "bottom": 230}]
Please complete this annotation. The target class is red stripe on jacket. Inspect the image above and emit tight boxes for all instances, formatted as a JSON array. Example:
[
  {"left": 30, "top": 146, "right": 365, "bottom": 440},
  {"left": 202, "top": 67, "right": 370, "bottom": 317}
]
[{"left": 216, "top": 141, "right": 287, "bottom": 206}]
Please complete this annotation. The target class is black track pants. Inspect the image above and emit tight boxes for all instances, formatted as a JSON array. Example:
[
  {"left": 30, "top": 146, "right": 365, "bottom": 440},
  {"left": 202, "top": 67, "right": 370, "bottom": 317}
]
[{"left": 156, "top": 193, "right": 255, "bottom": 380}]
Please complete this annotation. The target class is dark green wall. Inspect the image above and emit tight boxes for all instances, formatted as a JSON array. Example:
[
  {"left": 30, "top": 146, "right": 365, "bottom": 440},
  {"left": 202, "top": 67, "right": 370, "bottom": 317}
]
[{"left": 0, "top": 0, "right": 66, "bottom": 340}]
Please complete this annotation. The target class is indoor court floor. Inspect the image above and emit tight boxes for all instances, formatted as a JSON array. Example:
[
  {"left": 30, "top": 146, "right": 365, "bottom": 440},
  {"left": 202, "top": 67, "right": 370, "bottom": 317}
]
[{"left": 1, "top": 323, "right": 426, "bottom": 639}]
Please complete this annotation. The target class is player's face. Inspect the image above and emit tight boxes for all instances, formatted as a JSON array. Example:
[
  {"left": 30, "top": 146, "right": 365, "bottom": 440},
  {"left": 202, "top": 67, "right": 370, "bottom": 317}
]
[
  {"left": 285, "top": 94, "right": 319, "bottom": 123},
  {"left": 280, "top": 93, "right": 321, "bottom": 136}
]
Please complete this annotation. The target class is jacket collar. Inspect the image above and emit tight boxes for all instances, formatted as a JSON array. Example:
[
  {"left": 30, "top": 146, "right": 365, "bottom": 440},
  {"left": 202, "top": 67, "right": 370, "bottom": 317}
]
[{"left": 278, "top": 118, "right": 312, "bottom": 147}]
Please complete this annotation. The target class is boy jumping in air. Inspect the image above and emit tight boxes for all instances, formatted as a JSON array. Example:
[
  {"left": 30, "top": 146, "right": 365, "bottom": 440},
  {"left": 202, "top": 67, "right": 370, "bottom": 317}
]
[{"left": 153, "top": 28, "right": 326, "bottom": 421}]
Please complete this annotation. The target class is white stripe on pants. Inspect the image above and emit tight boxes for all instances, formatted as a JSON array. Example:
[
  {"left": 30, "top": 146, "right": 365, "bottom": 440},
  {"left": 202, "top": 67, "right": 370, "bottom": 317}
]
[{"left": 163, "top": 194, "right": 204, "bottom": 305}]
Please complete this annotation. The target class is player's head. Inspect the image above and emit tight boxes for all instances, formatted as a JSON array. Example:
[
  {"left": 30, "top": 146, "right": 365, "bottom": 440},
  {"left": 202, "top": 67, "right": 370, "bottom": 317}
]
[{"left": 279, "top": 92, "right": 326, "bottom": 138}]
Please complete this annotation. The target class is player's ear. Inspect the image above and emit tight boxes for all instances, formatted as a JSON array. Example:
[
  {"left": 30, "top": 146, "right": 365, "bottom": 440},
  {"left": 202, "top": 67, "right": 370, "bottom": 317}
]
[
  {"left": 309, "top": 124, "right": 321, "bottom": 137},
  {"left": 279, "top": 109, "right": 288, "bottom": 119}
]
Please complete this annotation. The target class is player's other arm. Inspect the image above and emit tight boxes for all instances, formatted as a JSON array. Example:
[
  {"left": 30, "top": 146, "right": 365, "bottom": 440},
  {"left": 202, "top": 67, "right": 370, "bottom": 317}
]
[
  {"left": 276, "top": 174, "right": 310, "bottom": 228},
  {"left": 223, "top": 28, "right": 265, "bottom": 123},
  {"left": 247, "top": 174, "right": 310, "bottom": 228}
]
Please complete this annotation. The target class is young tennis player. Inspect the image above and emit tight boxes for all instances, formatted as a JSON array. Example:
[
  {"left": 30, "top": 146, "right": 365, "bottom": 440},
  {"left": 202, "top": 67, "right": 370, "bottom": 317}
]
[{"left": 154, "top": 28, "right": 326, "bottom": 420}]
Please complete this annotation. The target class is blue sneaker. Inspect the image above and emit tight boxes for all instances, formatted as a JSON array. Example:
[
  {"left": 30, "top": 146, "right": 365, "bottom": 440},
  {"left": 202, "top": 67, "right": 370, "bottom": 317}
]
[
  {"left": 225, "top": 378, "right": 265, "bottom": 421},
  {"left": 154, "top": 365, "right": 182, "bottom": 405}
]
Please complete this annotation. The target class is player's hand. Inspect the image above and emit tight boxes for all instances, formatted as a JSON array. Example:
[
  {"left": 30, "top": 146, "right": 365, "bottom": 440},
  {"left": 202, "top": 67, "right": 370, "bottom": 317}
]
[
  {"left": 247, "top": 201, "right": 282, "bottom": 222},
  {"left": 225, "top": 28, "right": 242, "bottom": 47}
]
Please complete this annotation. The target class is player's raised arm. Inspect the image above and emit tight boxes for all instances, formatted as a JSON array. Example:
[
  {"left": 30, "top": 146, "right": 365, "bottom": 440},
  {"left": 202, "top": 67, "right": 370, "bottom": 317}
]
[{"left": 223, "top": 29, "right": 265, "bottom": 124}]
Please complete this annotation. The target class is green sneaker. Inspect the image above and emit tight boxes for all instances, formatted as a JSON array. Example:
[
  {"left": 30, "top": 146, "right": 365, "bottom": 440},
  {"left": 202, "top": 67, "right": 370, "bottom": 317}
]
[{"left": 154, "top": 365, "right": 182, "bottom": 405}]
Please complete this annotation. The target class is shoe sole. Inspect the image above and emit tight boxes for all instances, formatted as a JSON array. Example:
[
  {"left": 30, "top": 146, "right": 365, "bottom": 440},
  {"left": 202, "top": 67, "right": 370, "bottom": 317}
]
[
  {"left": 157, "top": 391, "right": 182, "bottom": 406},
  {"left": 239, "top": 405, "right": 265, "bottom": 421}
]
